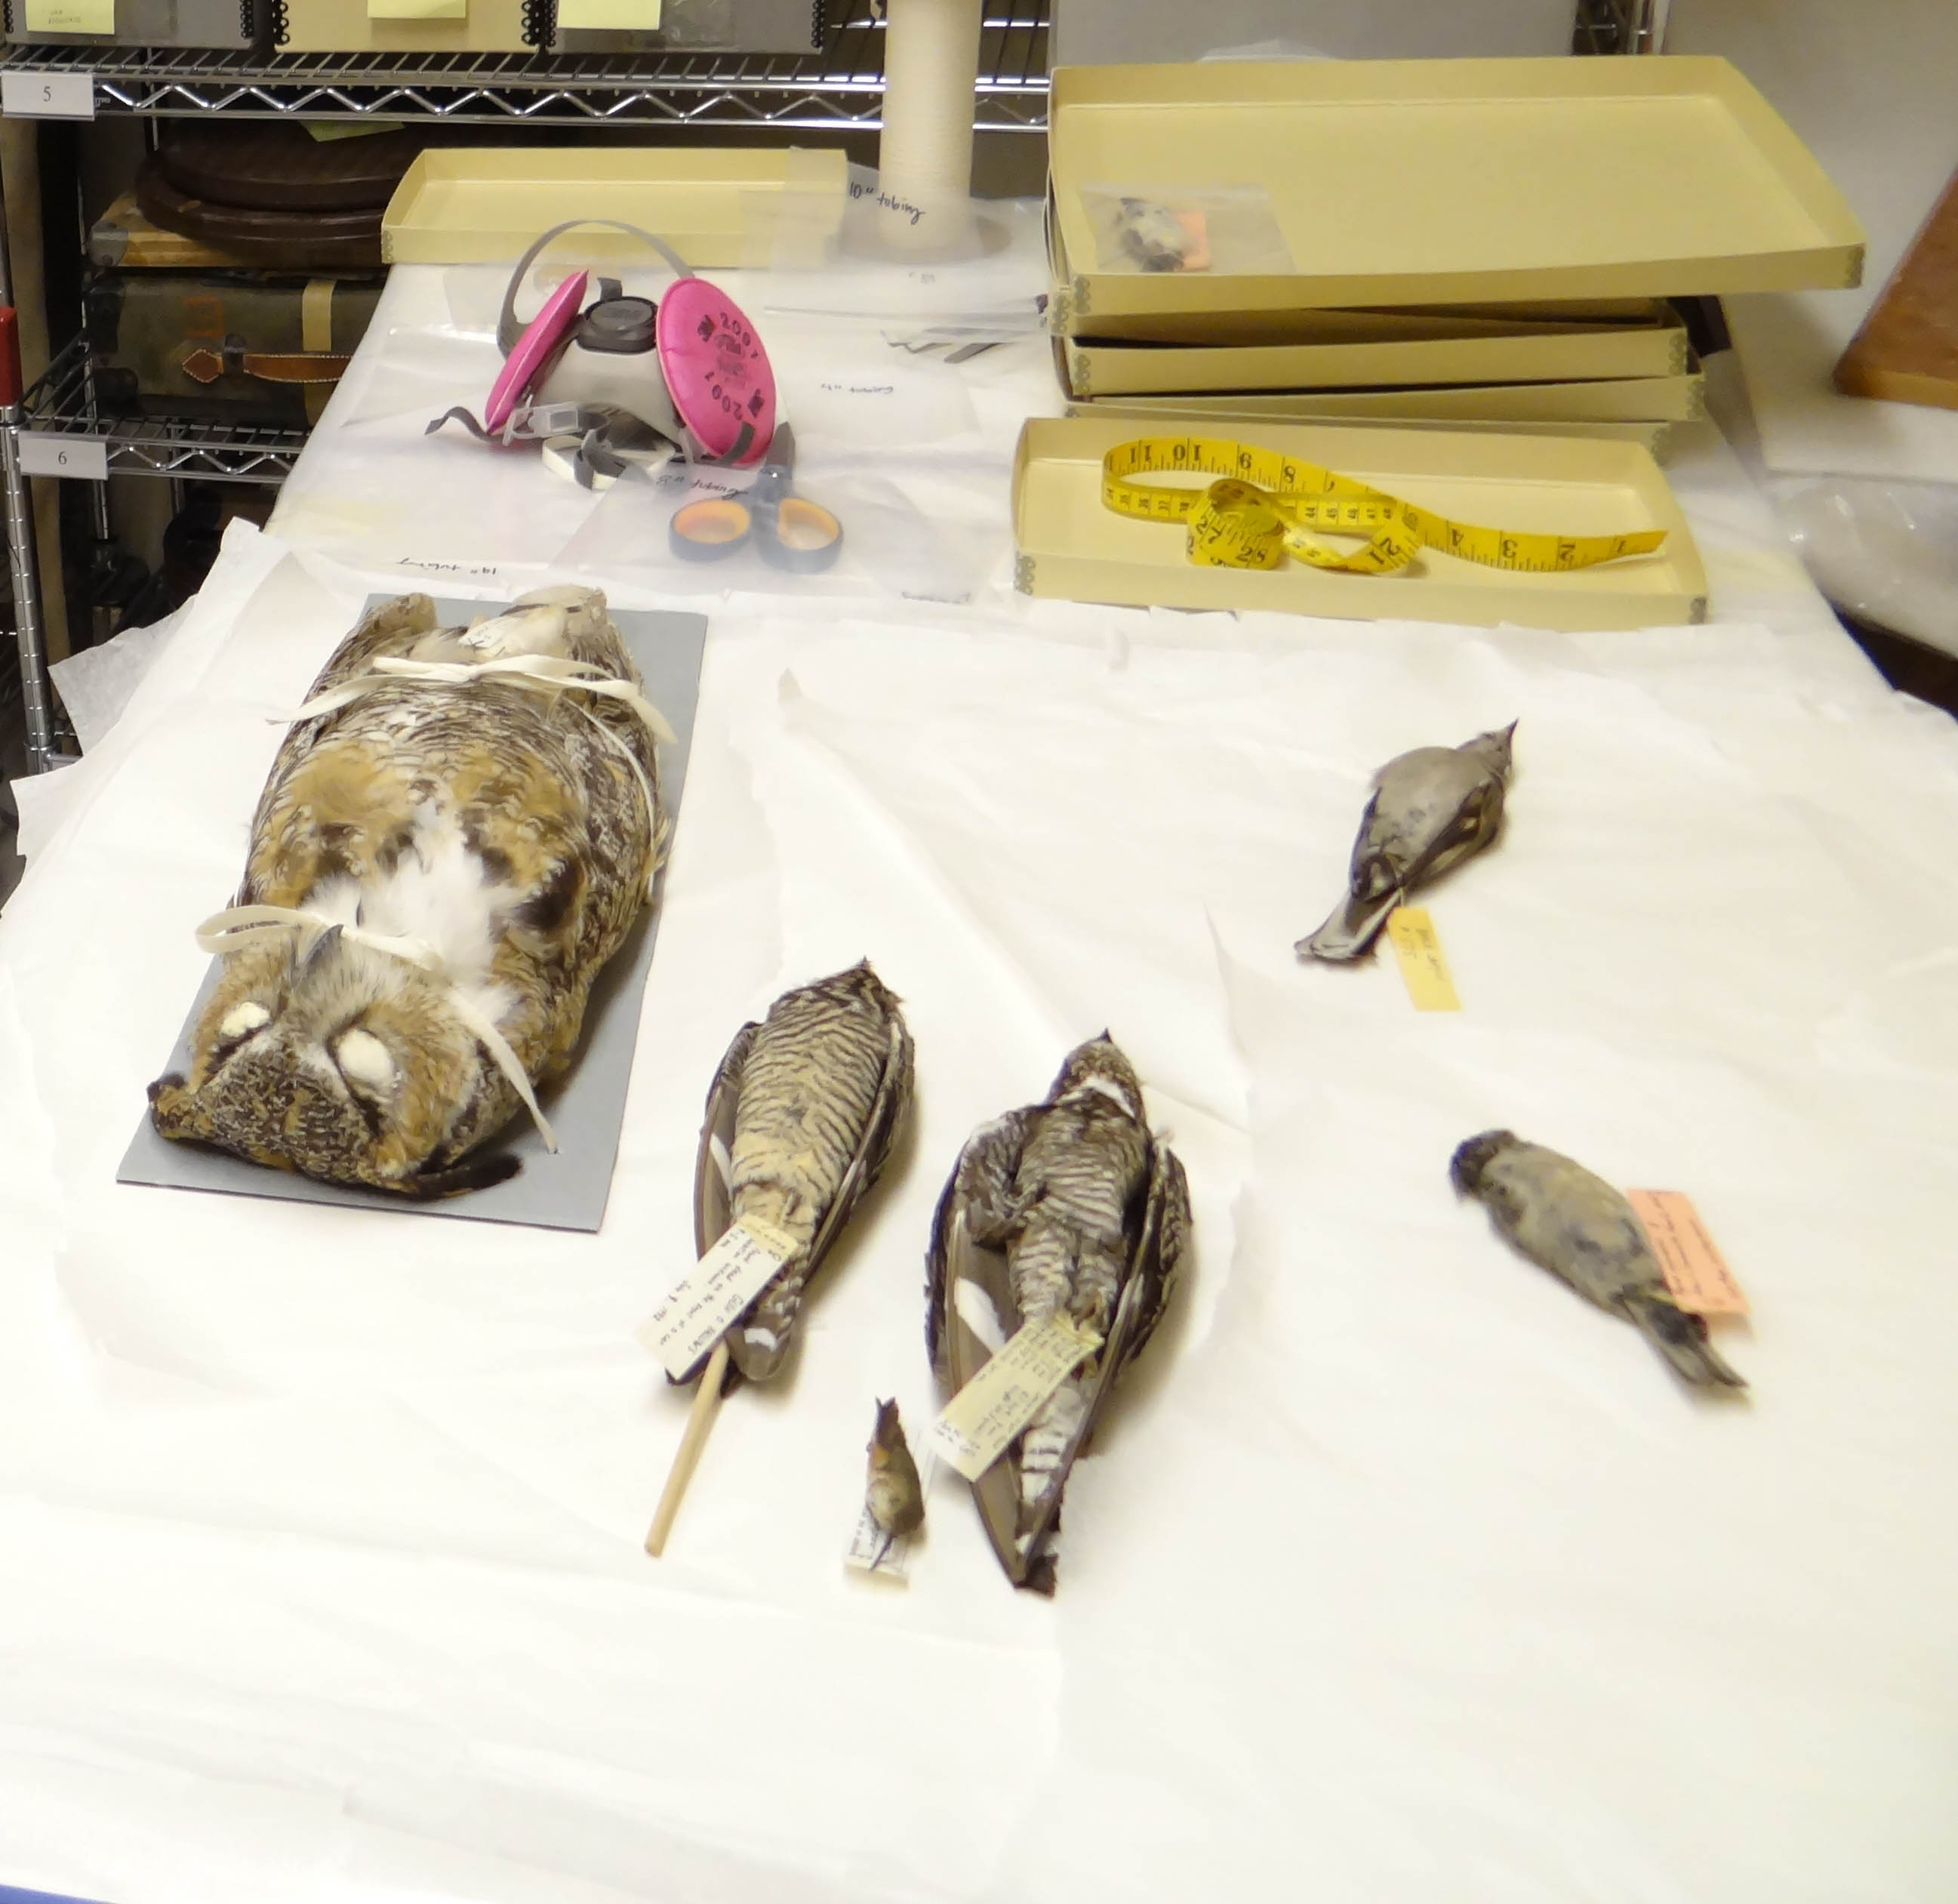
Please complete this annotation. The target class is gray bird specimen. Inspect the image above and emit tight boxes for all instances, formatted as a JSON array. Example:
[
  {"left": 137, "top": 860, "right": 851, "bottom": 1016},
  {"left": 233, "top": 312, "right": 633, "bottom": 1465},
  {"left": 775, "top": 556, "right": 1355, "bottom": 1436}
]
[
  {"left": 927, "top": 1034, "right": 1190, "bottom": 1594},
  {"left": 1300, "top": 722, "right": 1516, "bottom": 963},
  {"left": 1451, "top": 1129, "right": 1746, "bottom": 1391},
  {"left": 683, "top": 961, "right": 915, "bottom": 1391},
  {"left": 865, "top": 1398, "right": 925, "bottom": 1565}
]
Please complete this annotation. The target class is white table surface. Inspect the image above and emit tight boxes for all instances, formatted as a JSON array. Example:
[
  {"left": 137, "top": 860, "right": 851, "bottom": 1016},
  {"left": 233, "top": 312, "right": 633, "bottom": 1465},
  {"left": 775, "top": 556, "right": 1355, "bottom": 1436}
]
[{"left": 2, "top": 254, "right": 1953, "bottom": 1904}]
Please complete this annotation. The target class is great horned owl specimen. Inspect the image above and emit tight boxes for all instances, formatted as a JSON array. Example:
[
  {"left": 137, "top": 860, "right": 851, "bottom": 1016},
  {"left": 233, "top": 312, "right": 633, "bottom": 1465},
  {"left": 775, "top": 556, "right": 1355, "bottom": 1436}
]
[{"left": 147, "top": 585, "right": 665, "bottom": 1197}]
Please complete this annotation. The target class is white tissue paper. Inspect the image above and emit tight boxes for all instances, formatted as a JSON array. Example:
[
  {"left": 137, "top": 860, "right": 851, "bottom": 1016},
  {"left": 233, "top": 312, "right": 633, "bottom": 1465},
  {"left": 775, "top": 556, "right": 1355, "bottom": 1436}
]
[{"left": 2, "top": 510, "right": 1956, "bottom": 1904}]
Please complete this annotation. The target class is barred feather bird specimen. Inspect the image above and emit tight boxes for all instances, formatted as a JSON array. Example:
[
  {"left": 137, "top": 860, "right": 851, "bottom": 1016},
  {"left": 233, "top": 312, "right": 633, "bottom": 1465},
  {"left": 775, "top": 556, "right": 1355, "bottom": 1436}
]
[
  {"left": 147, "top": 586, "right": 666, "bottom": 1197},
  {"left": 927, "top": 1034, "right": 1190, "bottom": 1594},
  {"left": 1301, "top": 723, "right": 1515, "bottom": 963},
  {"left": 1452, "top": 1129, "right": 1747, "bottom": 1391},
  {"left": 647, "top": 962, "right": 915, "bottom": 1554}
]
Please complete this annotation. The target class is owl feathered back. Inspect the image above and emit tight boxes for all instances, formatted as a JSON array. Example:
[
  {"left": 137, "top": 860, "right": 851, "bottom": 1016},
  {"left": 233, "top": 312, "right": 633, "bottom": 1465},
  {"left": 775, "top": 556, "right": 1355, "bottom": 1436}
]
[{"left": 148, "top": 586, "right": 663, "bottom": 1196}]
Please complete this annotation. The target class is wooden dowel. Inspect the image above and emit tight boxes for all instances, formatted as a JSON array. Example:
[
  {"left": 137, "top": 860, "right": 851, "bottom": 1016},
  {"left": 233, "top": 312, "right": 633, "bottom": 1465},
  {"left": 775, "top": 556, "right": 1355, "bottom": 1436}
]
[{"left": 645, "top": 1339, "right": 731, "bottom": 1557}]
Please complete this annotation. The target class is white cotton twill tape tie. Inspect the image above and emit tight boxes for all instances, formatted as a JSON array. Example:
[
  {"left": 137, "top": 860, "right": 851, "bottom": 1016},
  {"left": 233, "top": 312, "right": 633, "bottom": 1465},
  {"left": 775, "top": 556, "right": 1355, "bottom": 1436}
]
[
  {"left": 194, "top": 905, "right": 559, "bottom": 1154},
  {"left": 290, "top": 653, "right": 678, "bottom": 747}
]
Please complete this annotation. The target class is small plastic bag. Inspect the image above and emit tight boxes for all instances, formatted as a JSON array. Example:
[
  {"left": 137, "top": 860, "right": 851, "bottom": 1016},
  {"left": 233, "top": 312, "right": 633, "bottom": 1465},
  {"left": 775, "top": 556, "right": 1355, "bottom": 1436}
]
[
  {"left": 552, "top": 457, "right": 997, "bottom": 605},
  {"left": 1079, "top": 184, "right": 1294, "bottom": 276}
]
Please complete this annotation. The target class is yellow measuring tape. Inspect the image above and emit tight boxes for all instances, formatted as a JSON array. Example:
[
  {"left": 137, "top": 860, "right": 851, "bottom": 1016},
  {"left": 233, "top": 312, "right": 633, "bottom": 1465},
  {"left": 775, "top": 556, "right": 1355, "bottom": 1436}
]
[{"left": 1101, "top": 434, "right": 1667, "bottom": 577}]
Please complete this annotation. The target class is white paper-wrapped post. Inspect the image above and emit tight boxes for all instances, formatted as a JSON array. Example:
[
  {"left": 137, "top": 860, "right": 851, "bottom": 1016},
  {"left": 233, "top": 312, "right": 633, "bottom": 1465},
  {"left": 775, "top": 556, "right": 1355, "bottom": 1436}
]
[{"left": 877, "top": 0, "right": 984, "bottom": 242}]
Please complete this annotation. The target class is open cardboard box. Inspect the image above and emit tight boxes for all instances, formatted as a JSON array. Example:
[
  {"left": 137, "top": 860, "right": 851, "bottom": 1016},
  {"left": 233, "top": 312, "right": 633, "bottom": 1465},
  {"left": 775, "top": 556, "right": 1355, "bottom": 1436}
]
[
  {"left": 383, "top": 147, "right": 848, "bottom": 266},
  {"left": 1063, "top": 404, "right": 1677, "bottom": 462},
  {"left": 1058, "top": 312, "right": 1690, "bottom": 398},
  {"left": 1057, "top": 362, "right": 1707, "bottom": 424},
  {"left": 1012, "top": 414, "right": 1708, "bottom": 631},
  {"left": 1047, "top": 56, "right": 1864, "bottom": 325}
]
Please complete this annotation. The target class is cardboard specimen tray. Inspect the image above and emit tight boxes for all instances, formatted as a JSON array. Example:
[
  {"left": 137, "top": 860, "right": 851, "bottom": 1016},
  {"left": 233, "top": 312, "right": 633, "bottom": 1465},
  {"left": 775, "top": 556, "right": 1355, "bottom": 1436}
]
[
  {"left": 1011, "top": 415, "right": 1707, "bottom": 631},
  {"left": 382, "top": 146, "right": 848, "bottom": 266},
  {"left": 1064, "top": 403, "right": 1676, "bottom": 461},
  {"left": 1059, "top": 312, "right": 1691, "bottom": 397},
  {"left": 1048, "top": 56, "right": 1865, "bottom": 322},
  {"left": 1064, "top": 369, "right": 1705, "bottom": 425}
]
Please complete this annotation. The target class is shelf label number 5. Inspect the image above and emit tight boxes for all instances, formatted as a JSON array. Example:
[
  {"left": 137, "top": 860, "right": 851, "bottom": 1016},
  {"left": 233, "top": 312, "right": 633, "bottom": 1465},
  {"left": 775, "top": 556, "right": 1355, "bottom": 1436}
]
[{"left": 2, "top": 70, "right": 97, "bottom": 121}]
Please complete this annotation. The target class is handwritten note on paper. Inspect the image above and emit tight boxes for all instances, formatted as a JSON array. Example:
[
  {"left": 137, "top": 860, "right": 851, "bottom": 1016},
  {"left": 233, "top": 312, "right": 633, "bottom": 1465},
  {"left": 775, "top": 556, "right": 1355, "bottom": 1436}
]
[
  {"left": 1386, "top": 906, "right": 1461, "bottom": 1012},
  {"left": 1627, "top": 1190, "right": 1750, "bottom": 1315},
  {"left": 925, "top": 1317, "right": 1101, "bottom": 1482},
  {"left": 637, "top": 1215, "right": 798, "bottom": 1380}
]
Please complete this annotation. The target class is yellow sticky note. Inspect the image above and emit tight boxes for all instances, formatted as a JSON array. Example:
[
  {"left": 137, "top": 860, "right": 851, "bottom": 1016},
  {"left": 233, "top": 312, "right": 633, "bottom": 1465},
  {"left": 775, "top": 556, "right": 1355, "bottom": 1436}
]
[
  {"left": 1626, "top": 1190, "right": 1750, "bottom": 1316},
  {"left": 1385, "top": 905, "right": 1461, "bottom": 1012},
  {"left": 26, "top": 0, "right": 115, "bottom": 32},
  {"left": 367, "top": 0, "right": 466, "bottom": 19},
  {"left": 556, "top": 0, "right": 660, "bottom": 26},
  {"left": 925, "top": 1316, "right": 1101, "bottom": 1482}
]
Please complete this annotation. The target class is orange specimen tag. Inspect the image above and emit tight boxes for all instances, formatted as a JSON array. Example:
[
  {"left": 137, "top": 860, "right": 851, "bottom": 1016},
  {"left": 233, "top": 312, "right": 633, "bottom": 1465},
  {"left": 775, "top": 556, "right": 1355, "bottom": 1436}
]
[{"left": 1626, "top": 1189, "right": 1749, "bottom": 1315}]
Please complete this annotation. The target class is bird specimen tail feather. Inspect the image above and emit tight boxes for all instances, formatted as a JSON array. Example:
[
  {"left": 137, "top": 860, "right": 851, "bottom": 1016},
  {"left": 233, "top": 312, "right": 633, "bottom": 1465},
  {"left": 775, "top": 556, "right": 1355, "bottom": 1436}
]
[
  {"left": 1626, "top": 1293, "right": 1747, "bottom": 1391},
  {"left": 1298, "top": 886, "right": 1402, "bottom": 963}
]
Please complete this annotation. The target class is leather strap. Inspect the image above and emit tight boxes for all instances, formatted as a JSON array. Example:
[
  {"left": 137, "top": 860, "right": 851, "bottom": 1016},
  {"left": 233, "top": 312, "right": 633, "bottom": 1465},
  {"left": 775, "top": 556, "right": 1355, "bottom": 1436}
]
[{"left": 182, "top": 337, "right": 353, "bottom": 386}]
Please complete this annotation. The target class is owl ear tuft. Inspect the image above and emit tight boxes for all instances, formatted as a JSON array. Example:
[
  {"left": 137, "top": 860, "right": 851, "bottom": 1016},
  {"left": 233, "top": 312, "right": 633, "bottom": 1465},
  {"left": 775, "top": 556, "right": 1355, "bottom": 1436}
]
[{"left": 148, "top": 1072, "right": 216, "bottom": 1143}]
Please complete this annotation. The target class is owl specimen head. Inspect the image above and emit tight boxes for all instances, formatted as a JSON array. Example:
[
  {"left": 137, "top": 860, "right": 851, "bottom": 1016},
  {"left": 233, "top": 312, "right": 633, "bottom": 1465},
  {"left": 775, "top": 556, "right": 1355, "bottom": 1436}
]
[
  {"left": 149, "top": 584, "right": 663, "bottom": 1197},
  {"left": 149, "top": 922, "right": 522, "bottom": 1197}
]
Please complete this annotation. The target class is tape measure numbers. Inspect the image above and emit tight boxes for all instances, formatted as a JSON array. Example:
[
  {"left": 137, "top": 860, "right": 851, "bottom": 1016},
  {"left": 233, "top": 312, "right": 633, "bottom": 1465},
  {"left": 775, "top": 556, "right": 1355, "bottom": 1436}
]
[{"left": 1101, "top": 435, "right": 1667, "bottom": 578}]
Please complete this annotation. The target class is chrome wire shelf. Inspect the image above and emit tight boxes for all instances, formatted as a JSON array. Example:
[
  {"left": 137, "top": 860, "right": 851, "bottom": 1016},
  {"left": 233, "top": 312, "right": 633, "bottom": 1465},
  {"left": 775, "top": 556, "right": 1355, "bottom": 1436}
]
[
  {"left": 1573, "top": 0, "right": 1659, "bottom": 54},
  {"left": 0, "top": 5, "right": 1049, "bottom": 128},
  {"left": 24, "top": 338, "right": 309, "bottom": 482}
]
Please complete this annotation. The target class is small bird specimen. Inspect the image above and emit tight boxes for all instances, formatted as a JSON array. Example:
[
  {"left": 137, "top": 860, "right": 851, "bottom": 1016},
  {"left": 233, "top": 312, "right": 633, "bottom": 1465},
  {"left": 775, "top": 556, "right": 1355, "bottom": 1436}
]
[
  {"left": 927, "top": 1034, "right": 1190, "bottom": 1594},
  {"left": 647, "top": 961, "right": 916, "bottom": 1554},
  {"left": 1450, "top": 1129, "right": 1747, "bottom": 1392},
  {"left": 148, "top": 586, "right": 666, "bottom": 1196},
  {"left": 864, "top": 1398, "right": 925, "bottom": 1567},
  {"left": 1300, "top": 723, "right": 1516, "bottom": 964}
]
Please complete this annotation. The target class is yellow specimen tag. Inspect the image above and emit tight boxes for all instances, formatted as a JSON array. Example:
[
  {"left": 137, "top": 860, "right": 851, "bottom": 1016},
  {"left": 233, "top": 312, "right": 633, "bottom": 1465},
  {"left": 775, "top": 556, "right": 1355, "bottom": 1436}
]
[
  {"left": 1626, "top": 1190, "right": 1750, "bottom": 1315},
  {"left": 1386, "top": 906, "right": 1461, "bottom": 1012},
  {"left": 636, "top": 1215, "right": 799, "bottom": 1380},
  {"left": 25, "top": 0, "right": 115, "bottom": 31},
  {"left": 925, "top": 1316, "right": 1103, "bottom": 1482},
  {"left": 367, "top": 0, "right": 466, "bottom": 19},
  {"left": 1101, "top": 433, "right": 1667, "bottom": 578},
  {"left": 557, "top": 0, "right": 661, "bottom": 26}
]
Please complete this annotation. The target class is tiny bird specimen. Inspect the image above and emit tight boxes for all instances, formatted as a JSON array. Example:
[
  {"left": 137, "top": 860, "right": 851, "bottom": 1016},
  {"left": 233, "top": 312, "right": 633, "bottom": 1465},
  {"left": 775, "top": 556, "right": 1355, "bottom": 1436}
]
[
  {"left": 647, "top": 961, "right": 916, "bottom": 1555},
  {"left": 1301, "top": 722, "right": 1516, "bottom": 963},
  {"left": 864, "top": 1398, "right": 925, "bottom": 1567},
  {"left": 927, "top": 1034, "right": 1190, "bottom": 1594},
  {"left": 1451, "top": 1129, "right": 1747, "bottom": 1392}
]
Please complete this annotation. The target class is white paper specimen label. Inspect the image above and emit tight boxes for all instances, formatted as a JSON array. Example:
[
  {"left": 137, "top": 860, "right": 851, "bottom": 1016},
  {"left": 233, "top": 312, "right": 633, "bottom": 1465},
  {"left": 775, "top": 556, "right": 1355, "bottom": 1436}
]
[
  {"left": 925, "top": 1317, "right": 1102, "bottom": 1482},
  {"left": 638, "top": 1216, "right": 797, "bottom": 1380}
]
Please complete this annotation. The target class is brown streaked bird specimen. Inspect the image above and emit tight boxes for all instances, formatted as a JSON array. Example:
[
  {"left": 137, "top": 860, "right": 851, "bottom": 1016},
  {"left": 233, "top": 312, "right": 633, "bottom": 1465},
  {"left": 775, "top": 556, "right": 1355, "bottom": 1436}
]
[{"left": 927, "top": 1034, "right": 1190, "bottom": 1594}]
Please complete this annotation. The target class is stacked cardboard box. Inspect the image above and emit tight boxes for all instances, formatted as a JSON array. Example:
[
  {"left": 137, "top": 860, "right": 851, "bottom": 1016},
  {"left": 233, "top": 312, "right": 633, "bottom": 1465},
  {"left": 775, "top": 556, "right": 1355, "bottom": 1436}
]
[{"left": 1046, "top": 57, "right": 1864, "bottom": 454}]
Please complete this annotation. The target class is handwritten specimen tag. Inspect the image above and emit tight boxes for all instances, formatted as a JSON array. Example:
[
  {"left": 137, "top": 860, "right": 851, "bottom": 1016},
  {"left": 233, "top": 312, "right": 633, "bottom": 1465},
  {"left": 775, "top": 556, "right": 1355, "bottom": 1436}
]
[
  {"left": 638, "top": 1215, "right": 797, "bottom": 1379},
  {"left": 1386, "top": 906, "right": 1461, "bottom": 1012},
  {"left": 1627, "top": 1190, "right": 1749, "bottom": 1315},
  {"left": 925, "top": 1317, "right": 1102, "bottom": 1482}
]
